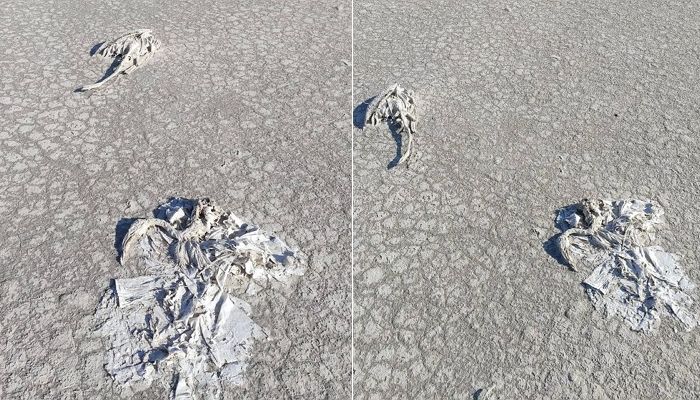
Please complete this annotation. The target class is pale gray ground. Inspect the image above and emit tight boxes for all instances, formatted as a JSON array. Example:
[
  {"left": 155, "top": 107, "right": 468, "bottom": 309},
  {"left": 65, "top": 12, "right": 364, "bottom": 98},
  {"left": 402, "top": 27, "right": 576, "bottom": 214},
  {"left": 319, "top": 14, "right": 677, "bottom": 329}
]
[
  {"left": 354, "top": 1, "right": 700, "bottom": 399},
  {"left": 0, "top": 0, "right": 350, "bottom": 399}
]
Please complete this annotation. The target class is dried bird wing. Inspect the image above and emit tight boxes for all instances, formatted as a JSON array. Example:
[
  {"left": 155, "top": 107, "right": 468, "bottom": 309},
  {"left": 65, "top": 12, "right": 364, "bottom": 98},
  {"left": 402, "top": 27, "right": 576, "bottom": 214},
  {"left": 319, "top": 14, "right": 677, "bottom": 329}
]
[
  {"left": 78, "top": 29, "right": 160, "bottom": 92},
  {"left": 203, "top": 288, "right": 264, "bottom": 368},
  {"left": 114, "top": 275, "right": 162, "bottom": 307},
  {"left": 97, "top": 198, "right": 304, "bottom": 399},
  {"left": 120, "top": 217, "right": 177, "bottom": 264},
  {"left": 172, "top": 375, "right": 193, "bottom": 400},
  {"left": 555, "top": 198, "right": 698, "bottom": 332},
  {"left": 96, "top": 29, "right": 159, "bottom": 60},
  {"left": 365, "top": 84, "right": 418, "bottom": 166},
  {"left": 581, "top": 256, "right": 616, "bottom": 294}
]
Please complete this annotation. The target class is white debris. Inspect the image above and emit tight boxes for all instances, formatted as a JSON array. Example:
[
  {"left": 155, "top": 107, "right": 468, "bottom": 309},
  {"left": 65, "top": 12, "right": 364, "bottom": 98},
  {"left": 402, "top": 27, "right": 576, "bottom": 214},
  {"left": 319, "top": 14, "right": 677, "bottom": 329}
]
[
  {"left": 365, "top": 84, "right": 418, "bottom": 166},
  {"left": 78, "top": 29, "right": 160, "bottom": 91},
  {"left": 96, "top": 198, "right": 305, "bottom": 399},
  {"left": 556, "top": 198, "right": 698, "bottom": 332}
]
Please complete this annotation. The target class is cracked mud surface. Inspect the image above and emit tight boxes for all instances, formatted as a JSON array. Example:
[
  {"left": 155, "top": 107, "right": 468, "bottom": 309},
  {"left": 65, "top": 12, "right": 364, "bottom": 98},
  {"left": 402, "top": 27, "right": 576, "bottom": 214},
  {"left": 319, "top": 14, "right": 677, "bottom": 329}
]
[
  {"left": 353, "top": 1, "right": 700, "bottom": 398},
  {"left": 0, "top": 0, "right": 350, "bottom": 398}
]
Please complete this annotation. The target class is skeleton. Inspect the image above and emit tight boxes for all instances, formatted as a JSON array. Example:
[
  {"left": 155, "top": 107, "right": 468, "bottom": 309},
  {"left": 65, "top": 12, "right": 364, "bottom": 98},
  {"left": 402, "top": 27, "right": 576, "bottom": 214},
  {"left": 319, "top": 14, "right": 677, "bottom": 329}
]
[
  {"left": 365, "top": 84, "right": 418, "bottom": 166},
  {"left": 97, "top": 198, "right": 304, "bottom": 399},
  {"left": 555, "top": 199, "right": 697, "bottom": 331},
  {"left": 78, "top": 29, "right": 160, "bottom": 91}
]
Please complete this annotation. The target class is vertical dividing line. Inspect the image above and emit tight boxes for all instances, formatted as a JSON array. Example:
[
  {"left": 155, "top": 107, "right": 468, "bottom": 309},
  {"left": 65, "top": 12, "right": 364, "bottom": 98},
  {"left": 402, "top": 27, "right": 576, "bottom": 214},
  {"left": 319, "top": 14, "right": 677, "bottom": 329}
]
[{"left": 350, "top": 0, "right": 355, "bottom": 397}]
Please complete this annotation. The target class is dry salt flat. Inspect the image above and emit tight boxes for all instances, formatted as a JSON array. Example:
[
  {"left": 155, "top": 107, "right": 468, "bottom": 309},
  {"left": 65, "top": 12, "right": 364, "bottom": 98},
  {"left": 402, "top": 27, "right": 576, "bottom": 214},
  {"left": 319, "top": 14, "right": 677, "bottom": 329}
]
[
  {"left": 353, "top": 0, "right": 700, "bottom": 399},
  {"left": 0, "top": 0, "right": 350, "bottom": 398}
]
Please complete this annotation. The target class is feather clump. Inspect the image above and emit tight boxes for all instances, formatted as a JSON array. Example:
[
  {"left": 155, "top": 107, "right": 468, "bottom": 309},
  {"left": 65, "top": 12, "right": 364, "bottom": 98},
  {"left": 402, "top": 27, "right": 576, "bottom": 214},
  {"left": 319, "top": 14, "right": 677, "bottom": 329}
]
[{"left": 78, "top": 29, "right": 160, "bottom": 91}]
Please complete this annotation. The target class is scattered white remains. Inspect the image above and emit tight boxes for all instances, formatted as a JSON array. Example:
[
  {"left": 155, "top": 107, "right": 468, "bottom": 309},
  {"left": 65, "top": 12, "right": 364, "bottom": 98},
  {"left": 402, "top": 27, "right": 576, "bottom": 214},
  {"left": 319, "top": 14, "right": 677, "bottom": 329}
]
[
  {"left": 365, "top": 84, "right": 418, "bottom": 166},
  {"left": 78, "top": 29, "right": 160, "bottom": 91},
  {"left": 96, "top": 198, "right": 305, "bottom": 399},
  {"left": 557, "top": 198, "right": 698, "bottom": 332}
]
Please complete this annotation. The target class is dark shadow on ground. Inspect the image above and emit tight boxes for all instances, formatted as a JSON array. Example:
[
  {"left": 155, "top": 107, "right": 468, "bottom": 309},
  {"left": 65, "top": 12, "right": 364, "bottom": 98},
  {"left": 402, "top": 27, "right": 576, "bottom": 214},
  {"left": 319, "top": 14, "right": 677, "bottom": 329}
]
[
  {"left": 353, "top": 96, "right": 374, "bottom": 129},
  {"left": 544, "top": 204, "right": 579, "bottom": 267},
  {"left": 89, "top": 41, "right": 105, "bottom": 56},
  {"left": 74, "top": 56, "right": 123, "bottom": 92},
  {"left": 543, "top": 232, "right": 568, "bottom": 267},
  {"left": 114, "top": 217, "right": 137, "bottom": 262},
  {"left": 387, "top": 123, "right": 403, "bottom": 169}
]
